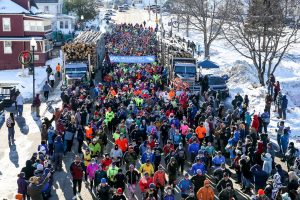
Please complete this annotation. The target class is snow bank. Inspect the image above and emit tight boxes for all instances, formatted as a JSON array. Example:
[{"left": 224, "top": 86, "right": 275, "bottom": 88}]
[{"left": 0, "top": 57, "right": 62, "bottom": 101}]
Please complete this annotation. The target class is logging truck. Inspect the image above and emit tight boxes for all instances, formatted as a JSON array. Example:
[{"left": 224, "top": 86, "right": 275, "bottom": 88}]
[{"left": 61, "top": 31, "right": 106, "bottom": 88}]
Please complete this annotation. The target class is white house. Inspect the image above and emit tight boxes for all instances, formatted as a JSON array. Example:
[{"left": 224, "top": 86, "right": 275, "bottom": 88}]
[
  {"left": 35, "top": 0, "right": 75, "bottom": 34},
  {"left": 35, "top": 0, "right": 63, "bottom": 15}
]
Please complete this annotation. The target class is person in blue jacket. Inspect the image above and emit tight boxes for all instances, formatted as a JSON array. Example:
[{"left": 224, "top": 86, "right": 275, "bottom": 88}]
[
  {"left": 212, "top": 151, "right": 226, "bottom": 168},
  {"left": 53, "top": 136, "right": 64, "bottom": 171},
  {"left": 164, "top": 186, "right": 175, "bottom": 200},
  {"left": 141, "top": 148, "right": 154, "bottom": 164},
  {"left": 190, "top": 157, "right": 206, "bottom": 175},
  {"left": 172, "top": 130, "right": 182, "bottom": 150},
  {"left": 188, "top": 139, "right": 200, "bottom": 162},
  {"left": 178, "top": 173, "right": 193, "bottom": 199},
  {"left": 261, "top": 109, "right": 270, "bottom": 133},
  {"left": 280, "top": 95, "right": 288, "bottom": 120},
  {"left": 280, "top": 129, "right": 290, "bottom": 157}
]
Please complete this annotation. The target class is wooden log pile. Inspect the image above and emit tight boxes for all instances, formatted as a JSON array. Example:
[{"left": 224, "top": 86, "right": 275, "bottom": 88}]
[{"left": 61, "top": 31, "right": 102, "bottom": 63}]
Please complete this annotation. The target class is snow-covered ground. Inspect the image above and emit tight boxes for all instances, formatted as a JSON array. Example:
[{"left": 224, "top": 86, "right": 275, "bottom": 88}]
[
  {"left": 112, "top": 8, "right": 300, "bottom": 146},
  {"left": 0, "top": 57, "right": 62, "bottom": 101}
]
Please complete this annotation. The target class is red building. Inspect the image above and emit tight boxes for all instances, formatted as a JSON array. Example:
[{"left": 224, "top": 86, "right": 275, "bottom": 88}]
[{"left": 0, "top": 0, "right": 53, "bottom": 70}]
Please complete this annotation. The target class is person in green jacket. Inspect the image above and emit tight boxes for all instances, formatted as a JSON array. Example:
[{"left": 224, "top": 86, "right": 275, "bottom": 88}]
[
  {"left": 105, "top": 107, "right": 115, "bottom": 133},
  {"left": 134, "top": 96, "right": 143, "bottom": 109},
  {"left": 89, "top": 138, "right": 101, "bottom": 158},
  {"left": 107, "top": 162, "right": 119, "bottom": 188}
]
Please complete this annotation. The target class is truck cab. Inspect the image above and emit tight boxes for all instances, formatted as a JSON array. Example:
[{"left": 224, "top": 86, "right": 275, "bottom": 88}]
[
  {"left": 52, "top": 30, "right": 74, "bottom": 46},
  {"left": 62, "top": 62, "right": 89, "bottom": 89},
  {"left": 171, "top": 57, "right": 201, "bottom": 93}
]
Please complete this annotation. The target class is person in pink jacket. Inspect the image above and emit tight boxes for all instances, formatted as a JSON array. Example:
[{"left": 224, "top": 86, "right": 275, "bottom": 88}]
[{"left": 86, "top": 158, "right": 99, "bottom": 189}]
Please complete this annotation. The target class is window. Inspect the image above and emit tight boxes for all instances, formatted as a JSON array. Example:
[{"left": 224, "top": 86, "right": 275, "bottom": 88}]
[
  {"left": 44, "top": 6, "right": 49, "bottom": 12},
  {"left": 64, "top": 21, "right": 69, "bottom": 29},
  {"left": 3, "top": 41, "right": 12, "bottom": 54},
  {"left": 24, "top": 20, "right": 44, "bottom": 32},
  {"left": 34, "top": 55, "right": 39, "bottom": 61},
  {"left": 2, "top": 18, "right": 11, "bottom": 31},
  {"left": 59, "top": 21, "right": 63, "bottom": 29}
]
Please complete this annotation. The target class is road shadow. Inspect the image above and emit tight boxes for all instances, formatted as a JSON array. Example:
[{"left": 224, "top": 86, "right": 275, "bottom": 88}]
[
  {"left": 0, "top": 113, "right": 4, "bottom": 129},
  {"left": 9, "top": 145, "right": 19, "bottom": 168},
  {"left": 15, "top": 116, "right": 29, "bottom": 135},
  {"left": 50, "top": 170, "right": 74, "bottom": 200}
]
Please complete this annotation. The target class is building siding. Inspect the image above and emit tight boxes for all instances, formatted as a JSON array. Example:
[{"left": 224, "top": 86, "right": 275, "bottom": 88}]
[{"left": 0, "top": 15, "right": 25, "bottom": 37}]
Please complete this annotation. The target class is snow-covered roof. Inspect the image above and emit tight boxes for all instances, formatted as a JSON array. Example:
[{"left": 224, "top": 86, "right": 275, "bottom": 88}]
[
  {"left": 0, "top": 0, "right": 30, "bottom": 14},
  {"left": 30, "top": 6, "right": 42, "bottom": 14},
  {"left": 36, "top": 13, "right": 55, "bottom": 18}
]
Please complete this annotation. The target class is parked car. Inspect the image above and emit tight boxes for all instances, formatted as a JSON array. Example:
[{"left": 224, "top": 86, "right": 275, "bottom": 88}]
[
  {"left": 123, "top": 4, "right": 129, "bottom": 10},
  {"left": 118, "top": 6, "right": 124, "bottom": 12},
  {"left": 205, "top": 74, "right": 229, "bottom": 98}
]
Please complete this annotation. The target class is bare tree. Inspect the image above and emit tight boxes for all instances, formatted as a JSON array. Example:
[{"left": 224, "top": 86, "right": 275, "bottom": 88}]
[
  {"left": 224, "top": 0, "right": 300, "bottom": 85},
  {"left": 171, "top": 0, "right": 232, "bottom": 58}
]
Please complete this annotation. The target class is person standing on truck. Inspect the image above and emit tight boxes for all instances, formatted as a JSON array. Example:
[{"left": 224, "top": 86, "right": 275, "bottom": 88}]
[
  {"left": 46, "top": 65, "right": 52, "bottom": 81},
  {"left": 56, "top": 63, "right": 61, "bottom": 79}
]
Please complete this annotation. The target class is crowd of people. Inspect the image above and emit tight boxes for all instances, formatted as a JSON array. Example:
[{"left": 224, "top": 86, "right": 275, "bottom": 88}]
[{"left": 13, "top": 23, "right": 300, "bottom": 200}]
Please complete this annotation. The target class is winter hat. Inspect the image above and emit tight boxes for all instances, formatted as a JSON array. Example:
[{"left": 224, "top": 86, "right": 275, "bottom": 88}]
[
  {"left": 196, "top": 169, "right": 202, "bottom": 174},
  {"left": 258, "top": 189, "right": 265, "bottom": 195},
  {"left": 265, "top": 153, "right": 271, "bottom": 158},
  {"left": 101, "top": 178, "right": 107, "bottom": 183},
  {"left": 36, "top": 164, "right": 44, "bottom": 171},
  {"left": 149, "top": 183, "right": 155, "bottom": 189},
  {"left": 18, "top": 172, "right": 25, "bottom": 178},
  {"left": 117, "top": 188, "right": 123, "bottom": 194},
  {"left": 282, "top": 192, "right": 291, "bottom": 200}
]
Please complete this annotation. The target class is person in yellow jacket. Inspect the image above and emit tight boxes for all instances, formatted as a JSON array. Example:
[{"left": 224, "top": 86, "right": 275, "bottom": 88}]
[
  {"left": 82, "top": 149, "right": 91, "bottom": 181},
  {"left": 134, "top": 96, "right": 143, "bottom": 109},
  {"left": 88, "top": 138, "right": 101, "bottom": 158},
  {"left": 107, "top": 162, "right": 119, "bottom": 187},
  {"left": 139, "top": 159, "right": 154, "bottom": 177}
]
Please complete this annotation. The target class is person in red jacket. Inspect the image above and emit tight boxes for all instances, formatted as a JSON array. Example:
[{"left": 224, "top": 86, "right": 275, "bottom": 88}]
[
  {"left": 139, "top": 172, "right": 154, "bottom": 198},
  {"left": 70, "top": 155, "right": 85, "bottom": 199},
  {"left": 101, "top": 153, "right": 112, "bottom": 171},
  {"left": 251, "top": 114, "right": 260, "bottom": 132}
]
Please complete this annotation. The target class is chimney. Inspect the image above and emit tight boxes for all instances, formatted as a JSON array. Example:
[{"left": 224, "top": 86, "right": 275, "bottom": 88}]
[{"left": 11, "top": 0, "right": 30, "bottom": 10}]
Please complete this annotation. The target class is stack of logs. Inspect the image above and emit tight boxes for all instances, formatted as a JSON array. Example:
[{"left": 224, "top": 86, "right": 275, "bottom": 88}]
[{"left": 61, "top": 31, "right": 102, "bottom": 63}]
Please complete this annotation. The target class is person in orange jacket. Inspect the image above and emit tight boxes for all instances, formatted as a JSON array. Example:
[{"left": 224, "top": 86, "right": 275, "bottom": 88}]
[
  {"left": 197, "top": 179, "right": 214, "bottom": 200},
  {"left": 56, "top": 63, "right": 61, "bottom": 78},
  {"left": 115, "top": 134, "right": 128, "bottom": 153},
  {"left": 195, "top": 122, "right": 206, "bottom": 146}
]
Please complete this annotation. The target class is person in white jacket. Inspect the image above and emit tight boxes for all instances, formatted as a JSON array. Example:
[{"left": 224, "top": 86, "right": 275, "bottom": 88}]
[
  {"left": 16, "top": 93, "right": 24, "bottom": 116},
  {"left": 261, "top": 153, "right": 272, "bottom": 176}
]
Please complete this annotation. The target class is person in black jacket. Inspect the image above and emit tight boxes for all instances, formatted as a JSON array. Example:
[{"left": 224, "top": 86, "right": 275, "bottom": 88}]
[
  {"left": 218, "top": 182, "right": 237, "bottom": 200},
  {"left": 114, "top": 169, "right": 127, "bottom": 192},
  {"left": 216, "top": 173, "right": 233, "bottom": 192},
  {"left": 21, "top": 160, "right": 36, "bottom": 180},
  {"left": 240, "top": 156, "right": 252, "bottom": 193},
  {"left": 96, "top": 178, "right": 111, "bottom": 200},
  {"left": 125, "top": 164, "right": 140, "bottom": 199},
  {"left": 191, "top": 169, "right": 206, "bottom": 196}
]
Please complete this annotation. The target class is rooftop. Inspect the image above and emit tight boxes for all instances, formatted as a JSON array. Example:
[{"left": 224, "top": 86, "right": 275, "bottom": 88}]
[{"left": 0, "top": 0, "right": 30, "bottom": 14}]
